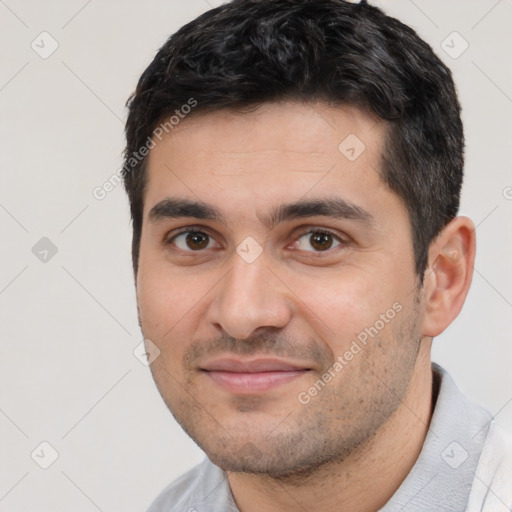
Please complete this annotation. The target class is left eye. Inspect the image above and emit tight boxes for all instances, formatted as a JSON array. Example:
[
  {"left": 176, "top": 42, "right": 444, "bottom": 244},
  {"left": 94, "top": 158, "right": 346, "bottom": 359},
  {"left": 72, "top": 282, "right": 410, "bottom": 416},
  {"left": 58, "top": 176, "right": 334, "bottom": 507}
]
[
  {"left": 295, "top": 231, "right": 342, "bottom": 252},
  {"left": 172, "top": 231, "right": 217, "bottom": 251}
]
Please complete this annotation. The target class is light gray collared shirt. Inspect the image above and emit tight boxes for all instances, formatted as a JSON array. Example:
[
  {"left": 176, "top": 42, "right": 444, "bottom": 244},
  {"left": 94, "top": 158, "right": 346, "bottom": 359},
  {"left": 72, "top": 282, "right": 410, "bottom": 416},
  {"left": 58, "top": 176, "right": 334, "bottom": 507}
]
[{"left": 147, "top": 364, "right": 495, "bottom": 511}]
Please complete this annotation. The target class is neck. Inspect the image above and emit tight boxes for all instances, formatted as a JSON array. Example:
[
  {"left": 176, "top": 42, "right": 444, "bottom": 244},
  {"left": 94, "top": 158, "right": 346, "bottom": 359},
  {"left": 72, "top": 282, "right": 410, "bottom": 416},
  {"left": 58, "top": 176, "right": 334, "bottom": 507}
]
[{"left": 227, "top": 348, "right": 434, "bottom": 512}]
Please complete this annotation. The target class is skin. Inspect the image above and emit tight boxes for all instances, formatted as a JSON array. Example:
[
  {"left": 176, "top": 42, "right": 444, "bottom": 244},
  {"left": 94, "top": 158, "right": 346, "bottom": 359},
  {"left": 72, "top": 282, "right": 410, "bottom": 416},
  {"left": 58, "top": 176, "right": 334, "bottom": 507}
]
[{"left": 135, "top": 101, "right": 476, "bottom": 511}]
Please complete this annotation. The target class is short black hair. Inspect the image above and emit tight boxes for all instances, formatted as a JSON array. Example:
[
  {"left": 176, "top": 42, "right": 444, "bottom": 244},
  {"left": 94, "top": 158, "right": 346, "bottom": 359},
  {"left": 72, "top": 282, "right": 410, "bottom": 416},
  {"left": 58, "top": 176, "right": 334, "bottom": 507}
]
[{"left": 123, "top": 0, "right": 464, "bottom": 279}]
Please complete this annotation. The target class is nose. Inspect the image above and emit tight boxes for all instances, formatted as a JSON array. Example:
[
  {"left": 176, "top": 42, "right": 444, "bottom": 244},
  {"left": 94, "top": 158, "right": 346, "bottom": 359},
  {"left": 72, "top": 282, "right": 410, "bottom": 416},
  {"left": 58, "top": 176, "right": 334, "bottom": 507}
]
[{"left": 206, "top": 250, "right": 292, "bottom": 340}]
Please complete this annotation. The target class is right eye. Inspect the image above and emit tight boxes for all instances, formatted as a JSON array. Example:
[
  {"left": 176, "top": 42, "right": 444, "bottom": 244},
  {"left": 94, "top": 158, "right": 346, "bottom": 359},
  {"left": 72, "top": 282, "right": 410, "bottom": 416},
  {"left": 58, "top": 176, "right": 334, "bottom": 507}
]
[{"left": 169, "top": 230, "right": 217, "bottom": 251}]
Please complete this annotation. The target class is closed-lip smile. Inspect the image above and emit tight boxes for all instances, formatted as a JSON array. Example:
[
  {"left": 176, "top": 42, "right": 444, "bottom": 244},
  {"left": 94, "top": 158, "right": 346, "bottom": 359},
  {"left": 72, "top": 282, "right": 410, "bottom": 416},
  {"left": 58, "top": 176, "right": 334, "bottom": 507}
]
[{"left": 200, "top": 358, "right": 311, "bottom": 393}]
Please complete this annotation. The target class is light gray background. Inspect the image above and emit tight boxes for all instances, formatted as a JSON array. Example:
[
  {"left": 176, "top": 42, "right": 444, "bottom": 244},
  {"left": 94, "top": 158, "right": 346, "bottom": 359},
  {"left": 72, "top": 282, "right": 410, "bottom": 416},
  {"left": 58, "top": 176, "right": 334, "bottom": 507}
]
[{"left": 1, "top": 1, "right": 511, "bottom": 510}]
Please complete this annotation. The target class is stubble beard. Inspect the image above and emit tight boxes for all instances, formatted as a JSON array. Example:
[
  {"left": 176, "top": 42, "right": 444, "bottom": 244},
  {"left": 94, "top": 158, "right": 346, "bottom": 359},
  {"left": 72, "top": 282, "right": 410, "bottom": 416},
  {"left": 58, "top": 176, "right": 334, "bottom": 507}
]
[{"left": 149, "top": 301, "right": 423, "bottom": 482}]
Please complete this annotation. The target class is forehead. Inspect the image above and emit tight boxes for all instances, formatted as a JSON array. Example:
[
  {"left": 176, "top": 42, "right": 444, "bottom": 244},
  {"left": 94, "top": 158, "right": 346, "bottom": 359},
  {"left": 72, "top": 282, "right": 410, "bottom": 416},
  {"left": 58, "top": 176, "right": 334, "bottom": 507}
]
[
  {"left": 150, "top": 101, "right": 384, "bottom": 157},
  {"left": 143, "top": 101, "right": 390, "bottom": 217}
]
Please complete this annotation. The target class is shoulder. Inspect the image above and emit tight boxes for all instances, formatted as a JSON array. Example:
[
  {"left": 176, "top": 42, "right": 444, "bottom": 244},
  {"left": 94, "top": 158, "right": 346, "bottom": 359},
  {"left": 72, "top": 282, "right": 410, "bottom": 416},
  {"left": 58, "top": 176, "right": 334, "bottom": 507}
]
[
  {"left": 146, "top": 458, "right": 236, "bottom": 512},
  {"left": 146, "top": 462, "right": 204, "bottom": 512},
  {"left": 467, "top": 419, "right": 512, "bottom": 511}
]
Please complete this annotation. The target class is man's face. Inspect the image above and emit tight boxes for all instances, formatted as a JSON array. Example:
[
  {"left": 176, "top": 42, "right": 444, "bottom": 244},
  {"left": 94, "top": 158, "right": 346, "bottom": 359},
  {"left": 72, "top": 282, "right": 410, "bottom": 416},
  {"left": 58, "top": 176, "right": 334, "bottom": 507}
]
[{"left": 136, "top": 102, "right": 425, "bottom": 477}]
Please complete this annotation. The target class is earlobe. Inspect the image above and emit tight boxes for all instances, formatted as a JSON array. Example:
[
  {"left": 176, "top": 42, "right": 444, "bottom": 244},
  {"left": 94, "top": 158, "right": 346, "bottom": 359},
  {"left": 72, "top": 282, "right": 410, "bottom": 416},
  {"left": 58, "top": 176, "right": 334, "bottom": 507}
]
[{"left": 422, "top": 217, "right": 476, "bottom": 337}]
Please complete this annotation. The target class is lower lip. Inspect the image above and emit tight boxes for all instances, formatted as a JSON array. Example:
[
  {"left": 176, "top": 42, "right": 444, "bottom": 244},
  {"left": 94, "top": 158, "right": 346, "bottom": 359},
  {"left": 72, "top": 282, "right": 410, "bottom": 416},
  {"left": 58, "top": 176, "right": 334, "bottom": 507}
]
[{"left": 204, "top": 370, "right": 308, "bottom": 393}]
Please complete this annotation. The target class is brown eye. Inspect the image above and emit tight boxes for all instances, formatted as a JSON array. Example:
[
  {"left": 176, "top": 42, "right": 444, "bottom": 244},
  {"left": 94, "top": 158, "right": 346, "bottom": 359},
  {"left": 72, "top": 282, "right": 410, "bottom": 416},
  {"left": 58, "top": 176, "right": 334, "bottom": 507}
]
[
  {"left": 296, "top": 230, "right": 342, "bottom": 252},
  {"left": 171, "top": 231, "right": 214, "bottom": 251},
  {"left": 186, "top": 232, "right": 209, "bottom": 250},
  {"left": 310, "top": 232, "right": 333, "bottom": 251}
]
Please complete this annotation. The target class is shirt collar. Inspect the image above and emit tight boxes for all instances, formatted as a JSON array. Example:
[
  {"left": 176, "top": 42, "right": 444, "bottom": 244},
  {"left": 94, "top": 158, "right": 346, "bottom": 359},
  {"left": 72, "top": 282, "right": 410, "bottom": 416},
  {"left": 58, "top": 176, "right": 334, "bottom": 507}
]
[{"left": 379, "top": 363, "right": 492, "bottom": 511}]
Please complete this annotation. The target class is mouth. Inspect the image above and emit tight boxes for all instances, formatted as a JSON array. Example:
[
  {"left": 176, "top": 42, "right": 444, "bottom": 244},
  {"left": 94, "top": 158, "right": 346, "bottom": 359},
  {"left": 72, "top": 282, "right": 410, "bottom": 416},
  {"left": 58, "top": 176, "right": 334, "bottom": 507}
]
[{"left": 200, "top": 358, "right": 311, "bottom": 393}]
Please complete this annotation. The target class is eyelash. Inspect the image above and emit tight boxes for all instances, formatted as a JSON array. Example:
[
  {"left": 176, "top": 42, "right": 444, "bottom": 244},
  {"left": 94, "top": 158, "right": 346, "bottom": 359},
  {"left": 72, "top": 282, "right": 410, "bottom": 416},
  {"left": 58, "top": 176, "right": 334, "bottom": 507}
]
[
  {"left": 290, "top": 228, "right": 345, "bottom": 253},
  {"left": 165, "top": 226, "right": 348, "bottom": 255}
]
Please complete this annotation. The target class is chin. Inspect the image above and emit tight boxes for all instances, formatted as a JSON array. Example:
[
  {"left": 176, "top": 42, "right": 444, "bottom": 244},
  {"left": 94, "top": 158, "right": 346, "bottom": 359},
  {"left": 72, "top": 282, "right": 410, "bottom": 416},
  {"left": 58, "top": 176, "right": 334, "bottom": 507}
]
[{"left": 193, "top": 425, "right": 352, "bottom": 480}]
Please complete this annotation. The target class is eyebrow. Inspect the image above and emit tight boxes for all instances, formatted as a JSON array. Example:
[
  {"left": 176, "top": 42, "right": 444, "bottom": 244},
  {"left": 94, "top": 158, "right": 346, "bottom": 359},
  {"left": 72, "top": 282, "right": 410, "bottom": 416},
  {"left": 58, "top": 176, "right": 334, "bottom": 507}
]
[
  {"left": 264, "top": 197, "right": 375, "bottom": 229},
  {"left": 148, "top": 198, "right": 227, "bottom": 224},
  {"left": 148, "top": 197, "right": 375, "bottom": 229}
]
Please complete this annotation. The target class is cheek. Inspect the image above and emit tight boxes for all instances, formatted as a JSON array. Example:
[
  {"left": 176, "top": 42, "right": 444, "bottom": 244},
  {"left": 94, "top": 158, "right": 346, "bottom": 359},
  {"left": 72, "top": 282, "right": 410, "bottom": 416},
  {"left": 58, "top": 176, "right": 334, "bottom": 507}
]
[
  {"left": 291, "top": 267, "right": 398, "bottom": 351},
  {"left": 136, "top": 262, "right": 206, "bottom": 343}
]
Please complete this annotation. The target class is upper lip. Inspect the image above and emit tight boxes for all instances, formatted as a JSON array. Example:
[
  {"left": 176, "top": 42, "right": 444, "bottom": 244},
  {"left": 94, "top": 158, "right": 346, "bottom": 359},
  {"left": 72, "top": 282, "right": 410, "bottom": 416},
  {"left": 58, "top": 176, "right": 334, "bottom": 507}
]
[{"left": 200, "top": 358, "right": 310, "bottom": 373}]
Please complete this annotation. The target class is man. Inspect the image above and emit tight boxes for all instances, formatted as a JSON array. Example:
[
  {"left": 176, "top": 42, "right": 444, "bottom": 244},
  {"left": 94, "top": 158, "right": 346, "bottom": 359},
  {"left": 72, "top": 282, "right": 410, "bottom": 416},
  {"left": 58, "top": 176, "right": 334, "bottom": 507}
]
[{"left": 122, "top": 0, "right": 512, "bottom": 510}]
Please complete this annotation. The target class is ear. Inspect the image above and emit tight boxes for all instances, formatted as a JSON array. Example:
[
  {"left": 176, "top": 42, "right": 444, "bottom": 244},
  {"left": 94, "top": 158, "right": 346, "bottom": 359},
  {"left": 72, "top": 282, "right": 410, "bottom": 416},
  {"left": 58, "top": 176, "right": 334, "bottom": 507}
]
[{"left": 421, "top": 217, "right": 476, "bottom": 337}]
